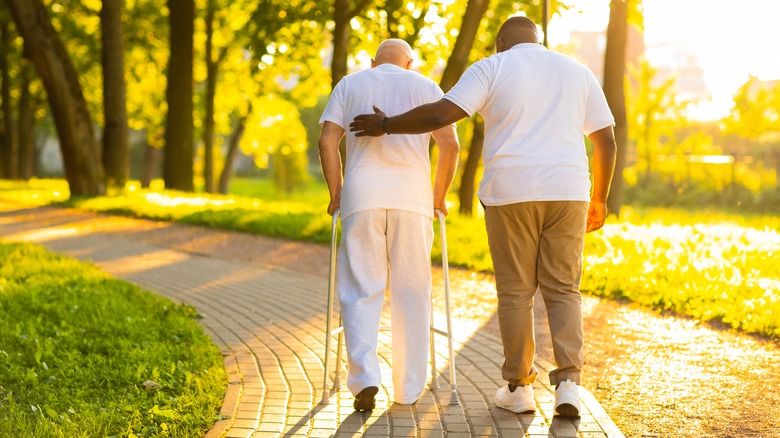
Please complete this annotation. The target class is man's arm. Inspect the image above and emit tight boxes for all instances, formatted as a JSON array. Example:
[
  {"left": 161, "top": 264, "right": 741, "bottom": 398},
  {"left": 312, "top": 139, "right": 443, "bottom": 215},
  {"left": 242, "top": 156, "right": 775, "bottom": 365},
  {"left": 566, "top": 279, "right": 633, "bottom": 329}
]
[
  {"left": 317, "top": 121, "right": 346, "bottom": 216},
  {"left": 349, "top": 99, "right": 468, "bottom": 137},
  {"left": 586, "top": 126, "right": 617, "bottom": 233},
  {"left": 430, "top": 124, "right": 460, "bottom": 217}
]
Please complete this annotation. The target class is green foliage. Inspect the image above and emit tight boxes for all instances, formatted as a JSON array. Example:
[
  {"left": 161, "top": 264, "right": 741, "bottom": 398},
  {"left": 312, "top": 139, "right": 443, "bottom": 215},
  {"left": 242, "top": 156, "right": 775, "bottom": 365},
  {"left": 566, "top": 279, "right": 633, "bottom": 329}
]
[
  {"left": 582, "top": 208, "right": 780, "bottom": 338},
  {"left": 722, "top": 75, "right": 780, "bottom": 144},
  {"left": 241, "top": 95, "right": 311, "bottom": 193},
  {"left": 0, "top": 242, "right": 226, "bottom": 437},
  {"left": 1, "top": 179, "right": 778, "bottom": 338},
  {"left": 621, "top": 60, "right": 779, "bottom": 212},
  {"left": 0, "top": 178, "right": 70, "bottom": 205}
]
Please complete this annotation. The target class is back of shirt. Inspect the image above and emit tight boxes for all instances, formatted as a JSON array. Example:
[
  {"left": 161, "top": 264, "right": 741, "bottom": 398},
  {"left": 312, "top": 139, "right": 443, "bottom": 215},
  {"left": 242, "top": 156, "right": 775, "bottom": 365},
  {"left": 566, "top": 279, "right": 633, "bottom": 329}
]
[
  {"left": 444, "top": 43, "right": 615, "bottom": 206},
  {"left": 320, "top": 64, "right": 444, "bottom": 219}
]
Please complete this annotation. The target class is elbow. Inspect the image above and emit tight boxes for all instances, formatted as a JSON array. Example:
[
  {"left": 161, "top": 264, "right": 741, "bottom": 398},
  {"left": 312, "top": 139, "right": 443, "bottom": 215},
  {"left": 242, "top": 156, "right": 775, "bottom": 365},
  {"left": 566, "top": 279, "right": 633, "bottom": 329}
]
[{"left": 317, "top": 137, "right": 329, "bottom": 154}]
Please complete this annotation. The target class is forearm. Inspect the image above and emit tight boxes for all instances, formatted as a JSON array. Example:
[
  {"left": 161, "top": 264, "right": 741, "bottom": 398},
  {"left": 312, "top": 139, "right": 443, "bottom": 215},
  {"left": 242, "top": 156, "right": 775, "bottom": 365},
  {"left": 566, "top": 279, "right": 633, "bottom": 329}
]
[
  {"left": 432, "top": 127, "right": 460, "bottom": 208},
  {"left": 318, "top": 144, "right": 342, "bottom": 203},
  {"left": 589, "top": 127, "right": 617, "bottom": 203},
  {"left": 350, "top": 98, "right": 468, "bottom": 137},
  {"left": 386, "top": 102, "right": 454, "bottom": 135}
]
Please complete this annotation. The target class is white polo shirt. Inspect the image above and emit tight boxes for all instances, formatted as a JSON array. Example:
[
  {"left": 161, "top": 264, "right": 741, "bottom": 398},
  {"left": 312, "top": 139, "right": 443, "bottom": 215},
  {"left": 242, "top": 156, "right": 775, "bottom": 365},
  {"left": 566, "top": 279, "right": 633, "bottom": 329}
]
[
  {"left": 319, "top": 64, "right": 444, "bottom": 219},
  {"left": 443, "top": 43, "right": 615, "bottom": 206}
]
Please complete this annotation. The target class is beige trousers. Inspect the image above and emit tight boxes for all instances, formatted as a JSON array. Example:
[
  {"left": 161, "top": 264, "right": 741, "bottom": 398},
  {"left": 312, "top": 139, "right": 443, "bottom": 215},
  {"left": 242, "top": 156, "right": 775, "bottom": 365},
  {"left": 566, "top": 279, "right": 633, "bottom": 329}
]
[{"left": 485, "top": 201, "right": 588, "bottom": 386}]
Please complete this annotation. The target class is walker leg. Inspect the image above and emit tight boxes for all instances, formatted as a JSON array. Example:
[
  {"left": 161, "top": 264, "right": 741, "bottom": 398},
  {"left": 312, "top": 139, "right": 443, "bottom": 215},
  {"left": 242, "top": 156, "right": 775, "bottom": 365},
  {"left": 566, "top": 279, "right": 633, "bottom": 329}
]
[
  {"left": 334, "top": 315, "right": 344, "bottom": 390},
  {"left": 436, "top": 210, "right": 459, "bottom": 405},
  {"left": 320, "top": 210, "right": 341, "bottom": 405}
]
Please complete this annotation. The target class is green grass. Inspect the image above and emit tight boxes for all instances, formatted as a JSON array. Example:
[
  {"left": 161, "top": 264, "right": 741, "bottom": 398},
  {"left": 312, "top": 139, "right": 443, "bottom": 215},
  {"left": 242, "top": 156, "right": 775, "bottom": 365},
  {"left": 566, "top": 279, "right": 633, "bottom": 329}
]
[
  {"left": 1, "top": 178, "right": 778, "bottom": 338},
  {"left": 0, "top": 242, "right": 226, "bottom": 437},
  {"left": 228, "top": 177, "right": 330, "bottom": 205}
]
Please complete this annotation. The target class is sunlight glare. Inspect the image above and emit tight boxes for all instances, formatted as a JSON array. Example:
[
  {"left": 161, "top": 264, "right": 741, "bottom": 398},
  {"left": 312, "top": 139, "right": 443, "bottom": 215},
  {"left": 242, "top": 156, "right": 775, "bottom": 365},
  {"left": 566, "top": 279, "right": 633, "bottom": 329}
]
[{"left": 142, "top": 193, "right": 236, "bottom": 208}]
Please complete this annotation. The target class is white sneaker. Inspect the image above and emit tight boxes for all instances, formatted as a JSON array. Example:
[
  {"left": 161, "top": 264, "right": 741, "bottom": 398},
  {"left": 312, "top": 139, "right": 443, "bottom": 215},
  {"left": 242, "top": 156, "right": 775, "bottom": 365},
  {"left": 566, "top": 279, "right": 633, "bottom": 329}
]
[
  {"left": 495, "top": 384, "right": 535, "bottom": 413},
  {"left": 554, "top": 380, "right": 581, "bottom": 417}
]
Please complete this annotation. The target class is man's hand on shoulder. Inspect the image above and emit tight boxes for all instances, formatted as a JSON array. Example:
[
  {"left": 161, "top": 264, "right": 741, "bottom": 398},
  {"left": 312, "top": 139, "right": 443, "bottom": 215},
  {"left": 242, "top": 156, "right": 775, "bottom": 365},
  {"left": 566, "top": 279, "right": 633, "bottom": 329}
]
[{"left": 349, "top": 105, "right": 387, "bottom": 137}]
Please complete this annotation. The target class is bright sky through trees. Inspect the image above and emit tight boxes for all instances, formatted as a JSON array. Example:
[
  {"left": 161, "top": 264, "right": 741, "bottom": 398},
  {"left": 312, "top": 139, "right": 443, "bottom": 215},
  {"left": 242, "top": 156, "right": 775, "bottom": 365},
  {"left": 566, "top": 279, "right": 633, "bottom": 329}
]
[{"left": 549, "top": 0, "right": 780, "bottom": 120}]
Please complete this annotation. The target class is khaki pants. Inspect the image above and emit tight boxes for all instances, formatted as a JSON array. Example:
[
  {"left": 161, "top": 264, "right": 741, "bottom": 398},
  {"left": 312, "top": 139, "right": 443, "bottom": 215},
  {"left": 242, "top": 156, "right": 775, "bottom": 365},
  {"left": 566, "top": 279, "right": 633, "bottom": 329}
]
[{"left": 485, "top": 201, "right": 588, "bottom": 386}]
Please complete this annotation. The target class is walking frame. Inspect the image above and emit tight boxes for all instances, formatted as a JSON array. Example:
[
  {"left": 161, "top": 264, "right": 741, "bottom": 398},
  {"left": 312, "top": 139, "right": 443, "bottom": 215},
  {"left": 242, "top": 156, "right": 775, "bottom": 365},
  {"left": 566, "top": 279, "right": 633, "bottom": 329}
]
[{"left": 320, "top": 209, "right": 459, "bottom": 406}]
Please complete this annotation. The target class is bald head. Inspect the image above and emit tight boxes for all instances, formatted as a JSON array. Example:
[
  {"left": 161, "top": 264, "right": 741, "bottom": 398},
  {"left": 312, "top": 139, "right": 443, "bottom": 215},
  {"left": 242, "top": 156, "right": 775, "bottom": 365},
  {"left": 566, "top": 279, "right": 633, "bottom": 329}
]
[
  {"left": 496, "top": 16, "right": 539, "bottom": 52},
  {"left": 372, "top": 38, "right": 414, "bottom": 69}
]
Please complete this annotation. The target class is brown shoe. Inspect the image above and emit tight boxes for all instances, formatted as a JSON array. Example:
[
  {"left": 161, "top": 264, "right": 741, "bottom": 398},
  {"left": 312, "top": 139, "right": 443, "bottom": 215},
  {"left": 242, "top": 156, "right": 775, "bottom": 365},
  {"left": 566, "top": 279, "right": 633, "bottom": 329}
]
[{"left": 353, "top": 386, "right": 379, "bottom": 411}]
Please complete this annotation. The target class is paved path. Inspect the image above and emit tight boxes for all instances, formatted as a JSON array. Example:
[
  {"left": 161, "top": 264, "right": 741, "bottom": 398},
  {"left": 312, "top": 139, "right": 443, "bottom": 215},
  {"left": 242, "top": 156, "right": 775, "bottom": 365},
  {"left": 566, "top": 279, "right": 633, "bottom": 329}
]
[{"left": 0, "top": 202, "right": 623, "bottom": 437}]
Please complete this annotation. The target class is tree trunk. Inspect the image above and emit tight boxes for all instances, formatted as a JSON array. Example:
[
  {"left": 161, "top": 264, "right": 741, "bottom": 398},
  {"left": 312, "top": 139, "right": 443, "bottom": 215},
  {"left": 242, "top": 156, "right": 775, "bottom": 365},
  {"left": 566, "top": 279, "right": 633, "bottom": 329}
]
[
  {"left": 385, "top": 0, "right": 401, "bottom": 38},
  {"left": 140, "top": 138, "right": 160, "bottom": 188},
  {"left": 101, "top": 0, "right": 130, "bottom": 188},
  {"left": 331, "top": 0, "right": 351, "bottom": 89},
  {"left": 164, "top": 0, "right": 194, "bottom": 191},
  {"left": 1, "top": 17, "right": 17, "bottom": 179},
  {"left": 438, "top": 0, "right": 489, "bottom": 93},
  {"left": 202, "top": 0, "right": 217, "bottom": 193},
  {"left": 17, "top": 62, "right": 35, "bottom": 180},
  {"left": 459, "top": 116, "right": 484, "bottom": 215},
  {"left": 603, "top": 0, "right": 628, "bottom": 216},
  {"left": 218, "top": 108, "right": 249, "bottom": 195},
  {"left": 331, "top": 0, "right": 372, "bottom": 89},
  {"left": 6, "top": 0, "right": 105, "bottom": 196}
]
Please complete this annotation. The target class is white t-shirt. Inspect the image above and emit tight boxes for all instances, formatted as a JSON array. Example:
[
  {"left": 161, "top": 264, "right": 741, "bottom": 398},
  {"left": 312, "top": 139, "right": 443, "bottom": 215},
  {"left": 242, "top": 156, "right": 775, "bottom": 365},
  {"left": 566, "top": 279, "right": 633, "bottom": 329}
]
[
  {"left": 443, "top": 43, "right": 615, "bottom": 206},
  {"left": 320, "top": 64, "right": 444, "bottom": 219}
]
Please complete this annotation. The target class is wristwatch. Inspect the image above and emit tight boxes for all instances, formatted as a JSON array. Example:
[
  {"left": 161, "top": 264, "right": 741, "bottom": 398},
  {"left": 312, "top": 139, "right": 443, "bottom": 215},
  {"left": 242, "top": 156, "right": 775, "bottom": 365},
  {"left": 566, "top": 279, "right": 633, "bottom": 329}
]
[{"left": 380, "top": 116, "right": 390, "bottom": 135}]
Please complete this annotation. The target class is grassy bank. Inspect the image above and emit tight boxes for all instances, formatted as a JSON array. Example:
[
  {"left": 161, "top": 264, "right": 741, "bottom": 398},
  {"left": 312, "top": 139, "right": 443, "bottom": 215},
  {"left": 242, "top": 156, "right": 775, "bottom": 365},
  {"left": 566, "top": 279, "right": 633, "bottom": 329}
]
[
  {"left": 0, "top": 241, "right": 226, "bottom": 437},
  {"left": 1, "top": 178, "right": 778, "bottom": 338}
]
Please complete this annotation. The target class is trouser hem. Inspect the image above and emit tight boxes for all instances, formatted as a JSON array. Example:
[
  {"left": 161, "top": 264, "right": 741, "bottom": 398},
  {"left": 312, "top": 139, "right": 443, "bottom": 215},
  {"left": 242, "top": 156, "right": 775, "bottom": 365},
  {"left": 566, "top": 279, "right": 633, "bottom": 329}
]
[{"left": 549, "top": 372, "right": 581, "bottom": 386}]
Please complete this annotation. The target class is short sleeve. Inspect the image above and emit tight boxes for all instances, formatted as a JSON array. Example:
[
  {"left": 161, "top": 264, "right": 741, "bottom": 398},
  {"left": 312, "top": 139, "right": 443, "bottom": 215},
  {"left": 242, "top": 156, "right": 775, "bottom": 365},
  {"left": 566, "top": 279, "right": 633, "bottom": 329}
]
[
  {"left": 319, "top": 80, "right": 346, "bottom": 128},
  {"left": 442, "top": 60, "right": 491, "bottom": 117},
  {"left": 431, "top": 81, "right": 445, "bottom": 102},
  {"left": 583, "top": 71, "right": 615, "bottom": 135}
]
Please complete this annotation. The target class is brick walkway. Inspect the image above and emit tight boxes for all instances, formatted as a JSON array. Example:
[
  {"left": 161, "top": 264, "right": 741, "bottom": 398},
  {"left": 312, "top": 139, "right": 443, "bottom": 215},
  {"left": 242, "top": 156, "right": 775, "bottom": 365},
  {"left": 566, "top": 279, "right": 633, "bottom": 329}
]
[{"left": 0, "top": 202, "right": 624, "bottom": 437}]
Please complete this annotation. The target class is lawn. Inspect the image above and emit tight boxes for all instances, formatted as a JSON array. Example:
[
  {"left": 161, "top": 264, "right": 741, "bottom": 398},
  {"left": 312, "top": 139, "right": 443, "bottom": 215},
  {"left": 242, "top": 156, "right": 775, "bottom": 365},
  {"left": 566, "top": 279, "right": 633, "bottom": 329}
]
[
  {"left": 0, "top": 242, "right": 226, "bottom": 437},
  {"left": 1, "top": 178, "right": 778, "bottom": 338}
]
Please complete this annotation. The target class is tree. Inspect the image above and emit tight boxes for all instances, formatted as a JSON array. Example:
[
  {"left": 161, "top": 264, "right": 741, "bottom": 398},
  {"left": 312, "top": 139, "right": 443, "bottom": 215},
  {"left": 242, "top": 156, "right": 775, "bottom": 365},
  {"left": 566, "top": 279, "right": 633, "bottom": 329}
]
[
  {"left": 0, "top": 12, "right": 17, "bottom": 179},
  {"left": 331, "top": 0, "right": 373, "bottom": 88},
  {"left": 626, "top": 59, "right": 679, "bottom": 184},
  {"left": 240, "top": 95, "right": 309, "bottom": 193},
  {"left": 438, "top": 0, "right": 489, "bottom": 93},
  {"left": 17, "top": 62, "right": 35, "bottom": 179},
  {"left": 722, "top": 76, "right": 780, "bottom": 187},
  {"left": 201, "top": 0, "right": 221, "bottom": 193},
  {"left": 101, "top": 0, "right": 130, "bottom": 188},
  {"left": 217, "top": 105, "right": 250, "bottom": 194},
  {"left": 603, "top": 0, "right": 643, "bottom": 216},
  {"left": 123, "top": 0, "right": 168, "bottom": 185},
  {"left": 164, "top": 0, "right": 195, "bottom": 191},
  {"left": 723, "top": 76, "right": 780, "bottom": 146},
  {"left": 5, "top": 0, "right": 105, "bottom": 196},
  {"left": 384, "top": 0, "right": 430, "bottom": 44}
]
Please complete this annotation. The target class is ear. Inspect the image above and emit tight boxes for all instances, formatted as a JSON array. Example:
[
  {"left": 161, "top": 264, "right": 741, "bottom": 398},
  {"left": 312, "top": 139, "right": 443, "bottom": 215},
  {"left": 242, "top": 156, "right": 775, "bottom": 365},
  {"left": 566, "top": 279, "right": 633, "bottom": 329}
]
[
  {"left": 405, "top": 59, "right": 413, "bottom": 70},
  {"left": 371, "top": 58, "right": 377, "bottom": 68},
  {"left": 495, "top": 37, "right": 504, "bottom": 53}
]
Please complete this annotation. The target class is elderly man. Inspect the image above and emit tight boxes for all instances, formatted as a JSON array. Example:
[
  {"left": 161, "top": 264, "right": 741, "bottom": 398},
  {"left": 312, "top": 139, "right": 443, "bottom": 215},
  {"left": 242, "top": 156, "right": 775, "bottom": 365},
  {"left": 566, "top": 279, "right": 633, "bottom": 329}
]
[
  {"left": 318, "top": 39, "right": 460, "bottom": 411},
  {"left": 349, "top": 17, "right": 617, "bottom": 418}
]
